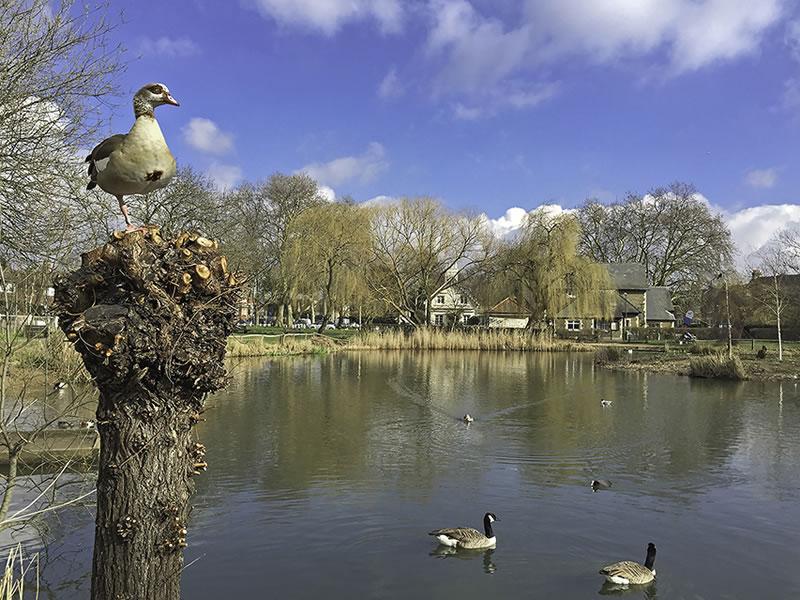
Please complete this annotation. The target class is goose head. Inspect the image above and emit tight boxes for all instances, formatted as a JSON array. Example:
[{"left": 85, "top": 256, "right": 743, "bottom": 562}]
[
  {"left": 462, "top": 413, "right": 474, "bottom": 423},
  {"left": 483, "top": 512, "right": 498, "bottom": 523},
  {"left": 134, "top": 82, "right": 179, "bottom": 116}
]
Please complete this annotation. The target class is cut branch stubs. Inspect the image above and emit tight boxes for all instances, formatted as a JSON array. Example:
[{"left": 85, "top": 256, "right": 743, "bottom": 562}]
[{"left": 54, "top": 226, "right": 242, "bottom": 600}]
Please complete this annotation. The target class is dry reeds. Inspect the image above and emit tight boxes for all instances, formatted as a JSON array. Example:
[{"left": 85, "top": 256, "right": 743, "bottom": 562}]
[
  {"left": 0, "top": 545, "right": 38, "bottom": 600},
  {"left": 227, "top": 334, "right": 339, "bottom": 358},
  {"left": 349, "top": 328, "right": 589, "bottom": 352},
  {"left": 689, "top": 353, "right": 747, "bottom": 380}
]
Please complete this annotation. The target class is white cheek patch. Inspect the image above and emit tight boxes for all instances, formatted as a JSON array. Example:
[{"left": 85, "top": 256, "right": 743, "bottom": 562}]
[{"left": 94, "top": 156, "right": 111, "bottom": 173}]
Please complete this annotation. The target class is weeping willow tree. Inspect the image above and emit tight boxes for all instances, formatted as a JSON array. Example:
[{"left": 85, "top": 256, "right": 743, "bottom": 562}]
[{"left": 499, "top": 210, "right": 613, "bottom": 329}]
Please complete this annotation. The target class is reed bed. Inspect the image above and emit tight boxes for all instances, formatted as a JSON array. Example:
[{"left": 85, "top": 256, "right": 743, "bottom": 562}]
[
  {"left": 0, "top": 545, "right": 38, "bottom": 600},
  {"left": 349, "top": 328, "right": 590, "bottom": 352},
  {"left": 227, "top": 334, "right": 339, "bottom": 358},
  {"left": 594, "top": 345, "right": 623, "bottom": 363},
  {"left": 689, "top": 353, "right": 747, "bottom": 380}
]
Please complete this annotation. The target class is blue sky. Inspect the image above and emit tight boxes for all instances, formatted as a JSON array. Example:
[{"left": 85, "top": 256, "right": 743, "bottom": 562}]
[{"left": 104, "top": 0, "right": 800, "bottom": 259}]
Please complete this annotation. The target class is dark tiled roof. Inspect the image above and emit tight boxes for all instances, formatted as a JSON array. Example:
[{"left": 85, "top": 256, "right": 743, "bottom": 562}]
[
  {"left": 646, "top": 287, "right": 674, "bottom": 322},
  {"left": 614, "top": 295, "right": 641, "bottom": 318},
  {"left": 603, "top": 263, "right": 648, "bottom": 290}
]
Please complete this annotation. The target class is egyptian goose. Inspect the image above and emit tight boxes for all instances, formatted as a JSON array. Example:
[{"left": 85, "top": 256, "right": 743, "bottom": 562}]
[{"left": 86, "top": 83, "right": 179, "bottom": 230}]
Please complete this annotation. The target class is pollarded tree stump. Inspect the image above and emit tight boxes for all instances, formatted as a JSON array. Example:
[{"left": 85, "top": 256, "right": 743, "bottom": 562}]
[{"left": 54, "top": 226, "right": 242, "bottom": 600}]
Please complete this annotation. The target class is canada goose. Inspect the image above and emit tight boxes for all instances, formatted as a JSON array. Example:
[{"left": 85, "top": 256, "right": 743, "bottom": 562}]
[
  {"left": 429, "top": 512, "right": 498, "bottom": 549},
  {"left": 600, "top": 399, "right": 613, "bottom": 407},
  {"left": 86, "top": 83, "right": 179, "bottom": 230},
  {"left": 53, "top": 381, "right": 67, "bottom": 391},
  {"left": 599, "top": 542, "right": 656, "bottom": 585},
  {"left": 462, "top": 413, "right": 474, "bottom": 423},
  {"left": 591, "top": 479, "right": 613, "bottom": 492},
  {"left": 79, "top": 420, "right": 96, "bottom": 430}
]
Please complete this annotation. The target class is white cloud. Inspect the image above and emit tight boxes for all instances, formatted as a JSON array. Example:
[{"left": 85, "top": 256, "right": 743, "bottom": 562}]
[
  {"left": 745, "top": 167, "right": 779, "bottom": 189},
  {"left": 138, "top": 36, "right": 200, "bottom": 58},
  {"left": 182, "top": 118, "right": 234, "bottom": 155},
  {"left": 299, "top": 142, "right": 388, "bottom": 186},
  {"left": 207, "top": 162, "right": 243, "bottom": 190},
  {"left": 249, "top": 0, "right": 403, "bottom": 35},
  {"left": 426, "top": 0, "right": 782, "bottom": 107},
  {"left": 362, "top": 194, "right": 396, "bottom": 206},
  {"left": 378, "top": 67, "right": 403, "bottom": 99},
  {"left": 482, "top": 204, "right": 572, "bottom": 237},
  {"left": 318, "top": 185, "right": 336, "bottom": 202},
  {"left": 453, "top": 81, "right": 559, "bottom": 119},
  {"left": 724, "top": 204, "right": 800, "bottom": 268}
]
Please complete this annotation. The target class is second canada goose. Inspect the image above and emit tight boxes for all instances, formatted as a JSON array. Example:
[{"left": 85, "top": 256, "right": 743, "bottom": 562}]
[
  {"left": 599, "top": 543, "right": 656, "bottom": 585},
  {"left": 429, "top": 512, "right": 498, "bottom": 549},
  {"left": 591, "top": 479, "right": 613, "bottom": 492},
  {"left": 462, "top": 414, "right": 474, "bottom": 423},
  {"left": 600, "top": 399, "right": 612, "bottom": 407}
]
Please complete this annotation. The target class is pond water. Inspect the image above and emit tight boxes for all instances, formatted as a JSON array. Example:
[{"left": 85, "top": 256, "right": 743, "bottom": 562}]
[{"left": 30, "top": 352, "right": 800, "bottom": 598}]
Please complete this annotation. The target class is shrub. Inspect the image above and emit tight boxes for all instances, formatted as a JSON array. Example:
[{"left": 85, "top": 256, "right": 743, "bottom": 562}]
[{"left": 595, "top": 346, "right": 623, "bottom": 363}]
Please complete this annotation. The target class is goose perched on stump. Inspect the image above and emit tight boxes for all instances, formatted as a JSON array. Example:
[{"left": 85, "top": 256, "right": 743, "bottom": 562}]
[
  {"left": 86, "top": 83, "right": 179, "bottom": 231},
  {"left": 599, "top": 542, "right": 657, "bottom": 585},
  {"left": 429, "top": 512, "right": 498, "bottom": 549}
]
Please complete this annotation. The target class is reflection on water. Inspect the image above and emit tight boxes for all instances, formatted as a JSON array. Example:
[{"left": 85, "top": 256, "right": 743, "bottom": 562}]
[
  {"left": 19, "top": 351, "right": 800, "bottom": 599},
  {"left": 430, "top": 546, "right": 497, "bottom": 575}
]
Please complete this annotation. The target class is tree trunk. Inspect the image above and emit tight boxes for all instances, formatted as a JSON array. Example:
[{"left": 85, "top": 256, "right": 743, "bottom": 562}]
[{"left": 54, "top": 227, "right": 241, "bottom": 600}]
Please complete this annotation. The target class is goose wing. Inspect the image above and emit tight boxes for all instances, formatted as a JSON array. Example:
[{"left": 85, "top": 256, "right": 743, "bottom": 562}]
[
  {"left": 86, "top": 134, "right": 126, "bottom": 189},
  {"left": 428, "top": 527, "right": 484, "bottom": 544},
  {"left": 599, "top": 560, "right": 654, "bottom": 584}
]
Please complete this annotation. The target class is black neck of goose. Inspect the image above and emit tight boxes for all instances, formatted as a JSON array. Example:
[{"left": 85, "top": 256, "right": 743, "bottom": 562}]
[
  {"left": 483, "top": 516, "right": 494, "bottom": 538},
  {"left": 644, "top": 547, "right": 656, "bottom": 570}
]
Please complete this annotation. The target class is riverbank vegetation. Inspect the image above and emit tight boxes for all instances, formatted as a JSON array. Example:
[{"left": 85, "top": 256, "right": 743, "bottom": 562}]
[{"left": 349, "top": 329, "right": 590, "bottom": 351}]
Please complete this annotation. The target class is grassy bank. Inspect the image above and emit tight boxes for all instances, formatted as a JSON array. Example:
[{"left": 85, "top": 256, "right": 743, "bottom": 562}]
[
  {"left": 596, "top": 343, "right": 800, "bottom": 381},
  {"left": 227, "top": 334, "right": 341, "bottom": 358},
  {"left": 348, "top": 329, "right": 591, "bottom": 351}
]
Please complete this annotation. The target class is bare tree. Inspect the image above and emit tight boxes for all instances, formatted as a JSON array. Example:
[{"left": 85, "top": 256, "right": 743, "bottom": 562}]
[
  {"left": 366, "top": 197, "right": 493, "bottom": 326},
  {"left": 750, "top": 245, "right": 798, "bottom": 361},
  {"left": 578, "top": 182, "right": 733, "bottom": 308},
  {"left": 0, "top": 0, "right": 122, "bottom": 266}
]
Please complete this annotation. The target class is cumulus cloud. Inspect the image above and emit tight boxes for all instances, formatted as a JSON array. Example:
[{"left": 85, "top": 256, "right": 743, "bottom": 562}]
[
  {"left": 299, "top": 142, "right": 388, "bottom": 186},
  {"left": 182, "top": 118, "right": 234, "bottom": 155},
  {"left": 377, "top": 67, "right": 403, "bottom": 99},
  {"left": 745, "top": 167, "right": 779, "bottom": 189},
  {"left": 318, "top": 185, "right": 336, "bottom": 202},
  {"left": 482, "top": 204, "right": 572, "bottom": 237},
  {"left": 138, "top": 36, "right": 200, "bottom": 58},
  {"left": 724, "top": 204, "right": 800, "bottom": 268},
  {"left": 207, "top": 162, "right": 243, "bottom": 191},
  {"left": 249, "top": 0, "right": 403, "bottom": 35},
  {"left": 426, "top": 0, "right": 782, "bottom": 107}
]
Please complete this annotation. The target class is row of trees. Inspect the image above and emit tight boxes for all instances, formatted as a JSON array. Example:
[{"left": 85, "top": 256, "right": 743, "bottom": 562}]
[{"left": 63, "top": 171, "right": 776, "bottom": 334}]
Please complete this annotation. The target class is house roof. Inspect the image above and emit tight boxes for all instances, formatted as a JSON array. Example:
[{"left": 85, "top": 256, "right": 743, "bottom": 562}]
[
  {"left": 614, "top": 295, "right": 641, "bottom": 317},
  {"left": 603, "top": 263, "right": 648, "bottom": 290},
  {"left": 486, "top": 297, "right": 527, "bottom": 316},
  {"left": 646, "top": 286, "right": 675, "bottom": 322}
]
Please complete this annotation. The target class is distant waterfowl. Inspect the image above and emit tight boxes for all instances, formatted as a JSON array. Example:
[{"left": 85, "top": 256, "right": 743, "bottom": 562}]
[
  {"left": 53, "top": 381, "right": 67, "bottom": 391},
  {"left": 79, "top": 420, "right": 96, "bottom": 430},
  {"left": 591, "top": 479, "right": 613, "bottom": 492},
  {"left": 599, "top": 543, "right": 657, "bottom": 585},
  {"left": 86, "top": 82, "right": 179, "bottom": 231},
  {"left": 429, "top": 512, "right": 498, "bottom": 549},
  {"left": 600, "top": 399, "right": 613, "bottom": 407},
  {"left": 462, "top": 413, "right": 474, "bottom": 423}
]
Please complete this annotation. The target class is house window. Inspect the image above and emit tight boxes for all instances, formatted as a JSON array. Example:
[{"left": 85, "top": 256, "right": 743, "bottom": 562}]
[
  {"left": 436, "top": 295, "right": 445, "bottom": 304},
  {"left": 434, "top": 314, "right": 444, "bottom": 326},
  {"left": 459, "top": 295, "right": 467, "bottom": 304},
  {"left": 566, "top": 320, "right": 581, "bottom": 331},
  {"left": 462, "top": 314, "right": 471, "bottom": 323}
]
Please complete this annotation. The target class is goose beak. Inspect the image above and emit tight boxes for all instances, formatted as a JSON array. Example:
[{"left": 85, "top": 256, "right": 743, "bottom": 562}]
[{"left": 164, "top": 93, "right": 180, "bottom": 106}]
